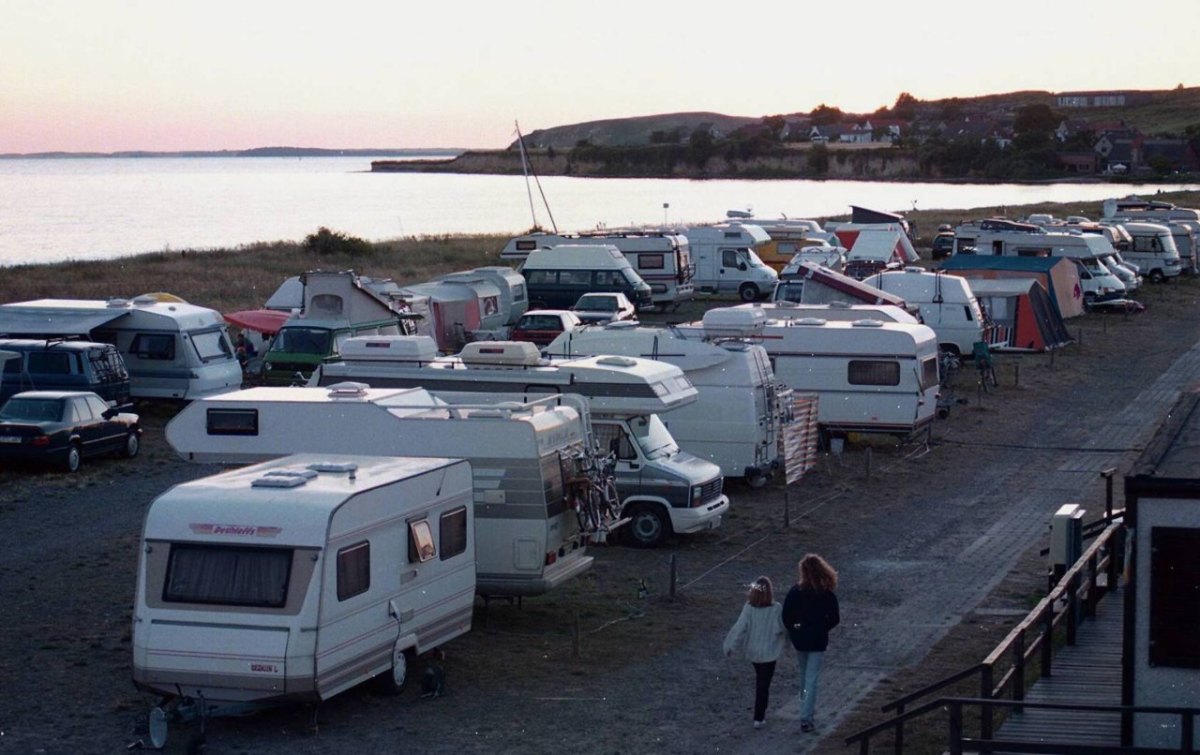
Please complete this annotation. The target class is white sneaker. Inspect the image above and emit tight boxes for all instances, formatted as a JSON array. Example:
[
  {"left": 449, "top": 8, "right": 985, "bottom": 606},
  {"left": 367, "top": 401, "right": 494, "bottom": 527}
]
[{"left": 753, "top": 720, "right": 765, "bottom": 729}]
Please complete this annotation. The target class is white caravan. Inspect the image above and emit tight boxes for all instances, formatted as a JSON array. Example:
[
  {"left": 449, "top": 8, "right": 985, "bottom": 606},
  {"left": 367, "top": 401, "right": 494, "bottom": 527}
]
[
  {"left": 952, "top": 220, "right": 1133, "bottom": 302},
  {"left": 544, "top": 321, "right": 792, "bottom": 486},
  {"left": 675, "top": 308, "right": 940, "bottom": 439},
  {"left": 132, "top": 454, "right": 475, "bottom": 740},
  {"left": 0, "top": 296, "right": 242, "bottom": 400},
  {"left": 314, "top": 338, "right": 730, "bottom": 547},
  {"left": 862, "top": 268, "right": 1000, "bottom": 356},
  {"left": 435, "top": 266, "right": 529, "bottom": 327},
  {"left": 499, "top": 231, "right": 695, "bottom": 309},
  {"left": 166, "top": 385, "right": 605, "bottom": 596},
  {"left": 669, "top": 224, "right": 778, "bottom": 302}
]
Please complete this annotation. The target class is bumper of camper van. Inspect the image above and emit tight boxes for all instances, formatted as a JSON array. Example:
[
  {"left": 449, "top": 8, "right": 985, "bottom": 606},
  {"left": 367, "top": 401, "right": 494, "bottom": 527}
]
[
  {"left": 670, "top": 494, "right": 730, "bottom": 535},
  {"left": 478, "top": 551, "right": 594, "bottom": 597}
]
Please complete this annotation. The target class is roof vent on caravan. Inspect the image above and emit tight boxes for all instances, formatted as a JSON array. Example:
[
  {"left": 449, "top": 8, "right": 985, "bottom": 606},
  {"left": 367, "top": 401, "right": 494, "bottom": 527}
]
[
  {"left": 459, "top": 341, "right": 542, "bottom": 367},
  {"left": 904, "top": 266, "right": 927, "bottom": 273},
  {"left": 132, "top": 294, "right": 159, "bottom": 307},
  {"left": 326, "top": 381, "right": 371, "bottom": 399},
  {"left": 306, "top": 461, "right": 358, "bottom": 476},
  {"left": 774, "top": 300, "right": 799, "bottom": 308},
  {"left": 595, "top": 355, "right": 638, "bottom": 368},
  {"left": 252, "top": 467, "right": 319, "bottom": 488},
  {"left": 794, "top": 317, "right": 827, "bottom": 326},
  {"left": 603, "top": 320, "right": 639, "bottom": 330},
  {"left": 106, "top": 298, "right": 132, "bottom": 308},
  {"left": 342, "top": 336, "right": 438, "bottom": 363},
  {"left": 852, "top": 319, "right": 885, "bottom": 328},
  {"left": 701, "top": 308, "right": 766, "bottom": 339}
]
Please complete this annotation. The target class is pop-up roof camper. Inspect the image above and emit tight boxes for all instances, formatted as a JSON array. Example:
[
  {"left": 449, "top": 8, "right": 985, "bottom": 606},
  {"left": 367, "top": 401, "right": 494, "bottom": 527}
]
[
  {"left": 166, "top": 384, "right": 607, "bottom": 595},
  {"left": 775, "top": 260, "right": 913, "bottom": 313},
  {"left": 0, "top": 296, "right": 241, "bottom": 400},
  {"left": 313, "top": 338, "right": 729, "bottom": 547},
  {"left": 132, "top": 453, "right": 475, "bottom": 742}
]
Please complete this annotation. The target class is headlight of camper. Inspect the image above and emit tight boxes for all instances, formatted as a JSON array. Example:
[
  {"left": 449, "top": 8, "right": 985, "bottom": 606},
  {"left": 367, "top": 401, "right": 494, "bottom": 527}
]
[
  {"left": 264, "top": 361, "right": 273, "bottom": 371},
  {"left": 692, "top": 485, "right": 702, "bottom": 503}
]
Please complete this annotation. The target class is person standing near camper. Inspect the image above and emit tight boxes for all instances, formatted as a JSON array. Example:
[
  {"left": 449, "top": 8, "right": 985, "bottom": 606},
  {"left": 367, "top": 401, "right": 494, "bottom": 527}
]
[
  {"left": 781, "top": 553, "right": 840, "bottom": 733},
  {"left": 723, "top": 576, "right": 786, "bottom": 729}
]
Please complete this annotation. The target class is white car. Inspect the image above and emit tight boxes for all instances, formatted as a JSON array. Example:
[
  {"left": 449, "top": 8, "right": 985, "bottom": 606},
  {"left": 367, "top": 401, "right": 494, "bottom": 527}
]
[{"left": 571, "top": 292, "right": 637, "bottom": 324}]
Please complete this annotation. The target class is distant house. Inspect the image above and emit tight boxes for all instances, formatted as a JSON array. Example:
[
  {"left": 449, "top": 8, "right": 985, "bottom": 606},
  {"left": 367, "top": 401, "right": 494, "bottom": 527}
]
[
  {"left": 870, "top": 118, "right": 905, "bottom": 144},
  {"left": 1056, "top": 151, "right": 1099, "bottom": 174},
  {"left": 779, "top": 119, "right": 812, "bottom": 141},
  {"left": 1095, "top": 128, "right": 1144, "bottom": 170},
  {"left": 809, "top": 123, "right": 854, "bottom": 143},
  {"left": 1140, "top": 139, "right": 1200, "bottom": 172},
  {"left": 1056, "top": 91, "right": 1130, "bottom": 108},
  {"left": 944, "top": 119, "right": 1012, "bottom": 149}
]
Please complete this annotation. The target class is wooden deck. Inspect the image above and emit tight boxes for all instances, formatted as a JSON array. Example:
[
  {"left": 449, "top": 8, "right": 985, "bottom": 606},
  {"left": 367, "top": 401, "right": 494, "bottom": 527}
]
[{"left": 993, "top": 586, "right": 1125, "bottom": 750}]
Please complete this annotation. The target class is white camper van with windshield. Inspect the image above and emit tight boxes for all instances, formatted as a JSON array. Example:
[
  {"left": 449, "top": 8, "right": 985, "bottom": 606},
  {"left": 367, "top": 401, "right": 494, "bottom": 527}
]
[
  {"left": 166, "top": 385, "right": 608, "bottom": 596},
  {"left": 1103, "top": 221, "right": 1186, "bottom": 282},
  {"left": 862, "top": 268, "right": 1001, "bottom": 356},
  {"left": 132, "top": 453, "right": 475, "bottom": 743},
  {"left": 0, "top": 296, "right": 242, "bottom": 400},
  {"left": 675, "top": 308, "right": 940, "bottom": 439},
  {"left": 544, "top": 321, "right": 793, "bottom": 486},
  {"left": 314, "top": 337, "right": 729, "bottom": 547},
  {"left": 672, "top": 224, "right": 778, "bottom": 302}
]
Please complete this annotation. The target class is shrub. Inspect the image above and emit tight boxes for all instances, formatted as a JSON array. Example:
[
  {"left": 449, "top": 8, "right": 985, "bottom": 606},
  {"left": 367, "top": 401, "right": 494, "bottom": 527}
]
[{"left": 303, "top": 227, "right": 372, "bottom": 257}]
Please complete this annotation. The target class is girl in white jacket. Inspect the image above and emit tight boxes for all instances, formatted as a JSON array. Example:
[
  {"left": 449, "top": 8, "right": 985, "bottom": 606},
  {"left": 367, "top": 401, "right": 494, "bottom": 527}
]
[{"left": 723, "top": 576, "right": 787, "bottom": 728}]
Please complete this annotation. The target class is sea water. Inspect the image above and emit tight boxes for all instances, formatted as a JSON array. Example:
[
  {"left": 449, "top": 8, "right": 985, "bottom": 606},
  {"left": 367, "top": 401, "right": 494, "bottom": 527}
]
[{"left": 0, "top": 155, "right": 1195, "bottom": 267}]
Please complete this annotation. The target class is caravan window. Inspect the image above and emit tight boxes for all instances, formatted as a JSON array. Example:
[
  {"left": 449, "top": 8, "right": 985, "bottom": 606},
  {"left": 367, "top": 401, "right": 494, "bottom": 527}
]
[
  {"left": 163, "top": 544, "right": 292, "bottom": 608},
  {"left": 408, "top": 520, "right": 436, "bottom": 563},
  {"left": 189, "top": 329, "right": 232, "bottom": 362},
  {"left": 206, "top": 408, "right": 258, "bottom": 436},
  {"left": 513, "top": 283, "right": 526, "bottom": 302},
  {"left": 26, "top": 351, "right": 73, "bottom": 375},
  {"left": 638, "top": 254, "right": 665, "bottom": 270},
  {"left": 848, "top": 360, "right": 901, "bottom": 386},
  {"left": 439, "top": 507, "right": 468, "bottom": 561},
  {"left": 920, "top": 356, "right": 939, "bottom": 389},
  {"left": 336, "top": 541, "right": 371, "bottom": 600},
  {"left": 131, "top": 333, "right": 176, "bottom": 360}
]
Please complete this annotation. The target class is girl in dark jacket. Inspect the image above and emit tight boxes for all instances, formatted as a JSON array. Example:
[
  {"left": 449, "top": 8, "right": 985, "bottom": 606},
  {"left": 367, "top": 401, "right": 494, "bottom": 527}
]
[{"left": 780, "top": 553, "right": 839, "bottom": 732}]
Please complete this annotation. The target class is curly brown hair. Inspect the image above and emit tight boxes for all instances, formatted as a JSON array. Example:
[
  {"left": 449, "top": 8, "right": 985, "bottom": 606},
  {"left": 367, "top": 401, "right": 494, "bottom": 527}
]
[{"left": 798, "top": 553, "right": 838, "bottom": 592}]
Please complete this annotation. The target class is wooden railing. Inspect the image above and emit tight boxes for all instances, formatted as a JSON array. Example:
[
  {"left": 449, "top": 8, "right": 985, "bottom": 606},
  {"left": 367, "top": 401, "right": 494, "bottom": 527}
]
[{"left": 845, "top": 520, "right": 1125, "bottom": 754}]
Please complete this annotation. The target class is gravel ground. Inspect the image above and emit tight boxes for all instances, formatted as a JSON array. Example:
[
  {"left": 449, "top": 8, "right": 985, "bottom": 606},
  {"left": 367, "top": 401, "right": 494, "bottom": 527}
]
[{"left": 2, "top": 284, "right": 1198, "bottom": 755}]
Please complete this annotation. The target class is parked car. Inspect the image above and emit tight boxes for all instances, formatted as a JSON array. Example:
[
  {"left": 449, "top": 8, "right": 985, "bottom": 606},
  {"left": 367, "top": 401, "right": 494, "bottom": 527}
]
[
  {"left": 509, "top": 310, "right": 582, "bottom": 347},
  {"left": 931, "top": 234, "right": 955, "bottom": 260},
  {"left": 571, "top": 292, "right": 637, "bottom": 324},
  {"left": 0, "top": 338, "right": 131, "bottom": 406},
  {"left": 0, "top": 390, "right": 141, "bottom": 472}
]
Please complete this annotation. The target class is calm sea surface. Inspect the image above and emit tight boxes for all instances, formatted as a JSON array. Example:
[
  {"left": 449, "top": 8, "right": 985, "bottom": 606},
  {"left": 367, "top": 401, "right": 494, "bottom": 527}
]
[{"left": 1, "top": 155, "right": 1197, "bottom": 268}]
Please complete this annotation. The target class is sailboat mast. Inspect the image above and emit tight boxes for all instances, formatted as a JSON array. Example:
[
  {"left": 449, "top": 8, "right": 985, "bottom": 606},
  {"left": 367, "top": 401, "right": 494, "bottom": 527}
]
[{"left": 515, "top": 121, "right": 558, "bottom": 234}]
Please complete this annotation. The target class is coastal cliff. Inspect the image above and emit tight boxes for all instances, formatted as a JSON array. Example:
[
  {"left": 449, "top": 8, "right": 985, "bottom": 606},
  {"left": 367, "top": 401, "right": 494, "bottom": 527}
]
[{"left": 372, "top": 146, "right": 921, "bottom": 180}]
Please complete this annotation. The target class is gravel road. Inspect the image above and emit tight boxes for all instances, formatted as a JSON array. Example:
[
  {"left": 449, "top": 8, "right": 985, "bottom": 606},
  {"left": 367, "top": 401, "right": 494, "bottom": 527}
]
[{"left": 2, "top": 286, "right": 1197, "bottom": 755}]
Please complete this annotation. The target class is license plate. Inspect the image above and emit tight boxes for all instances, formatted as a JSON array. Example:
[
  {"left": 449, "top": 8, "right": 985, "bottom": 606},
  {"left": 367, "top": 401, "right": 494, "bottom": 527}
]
[{"left": 0, "top": 436, "right": 21, "bottom": 444}]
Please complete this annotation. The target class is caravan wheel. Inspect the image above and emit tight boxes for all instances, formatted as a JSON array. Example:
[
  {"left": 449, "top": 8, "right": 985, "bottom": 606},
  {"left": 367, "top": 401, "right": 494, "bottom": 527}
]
[{"left": 376, "top": 640, "right": 412, "bottom": 695}]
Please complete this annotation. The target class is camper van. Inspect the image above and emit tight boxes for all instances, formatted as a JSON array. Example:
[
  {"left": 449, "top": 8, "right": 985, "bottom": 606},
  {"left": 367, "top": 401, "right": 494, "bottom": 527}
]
[
  {"left": 724, "top": 217, "right": 844, "bottom": 273},
  {"left": 1099, "top": 221, "right": 1183, "bottom": 283},
  {"left": 1103, "top": 197, "right": 1200, "bottom": 274},
  {"left": 544, "top": 322, "right": 793, "bottom": 486},
  {"left": 132, "top": 453, "right": 475, "bottom": 742},
  {"left": 675, "top": 308, "right": 941, "bottom": 439},
  {"left": 262, "top": 271, "right": 423, "bottom": 385},
  {"left": 0, "top": 338, "right": 131, "bottom": 406},
  {"left": 500, "top": 232, "right": 694, "bottom": 310},
  {"left": 673, "top": 224, "right": 778, "bottom": 301},
  {"left": 0, "top": 296, "right": 241, "bottom": 400},
  {"left": 166, "top": 385, "right": 606, "bottom": 595},
  {"left": 862, "top": 268, "right": 1000, "bottom": 356},
  {"left": 519, "top": 245, "right": 653, "bottom": 310},
  {"left": 773, "top": 260, "right": 914, "bottom": 314},
  {"left": 313, "top": 338, "right": 730, "bottom": 547}
]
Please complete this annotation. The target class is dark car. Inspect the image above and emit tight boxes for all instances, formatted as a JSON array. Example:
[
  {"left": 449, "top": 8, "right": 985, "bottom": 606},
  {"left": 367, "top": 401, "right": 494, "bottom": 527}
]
[
  {"left": 0, "top": 391, "right": 141, "bottom": 472},
  {"left": 509, "top": 310, "right": 583, "bottom": 347},
  {"left": 931, "top": 234, "right": 955, "bottom": 260}
]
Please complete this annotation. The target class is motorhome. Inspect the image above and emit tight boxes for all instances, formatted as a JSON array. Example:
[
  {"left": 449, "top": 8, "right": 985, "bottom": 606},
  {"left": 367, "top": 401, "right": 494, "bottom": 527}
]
[
  {"left": 262, "top": 271, "right": 423, "bottom": 384},
  {"left": 862, "top": 268, "right": 1002, "bottom": 356},
  {"left": 499, "top": 232, "right": 694, "bottom": 310},
  {"left": 952, "top": 220, "right": 1132, "bottom": 303},
  {"left": 0, "top": 296, "right": 242, "bottom": 400},
  {"left": 675, "top": 308, "right": 941, "bottom": 439},
  {"left": 544, "top": 322, "right": 793, "bottom": 486},
  {"left": 313, "top": 338, "right": 730, "bottom": 547},
  {"left": 132, "top": 453, "right": 475, "bottom": 742},
  {"left": 1103, "top": 196, "right": 1200, "bottom": 273},
  {"left": 724, "top": 215, "right": 844, "bottom": 273},
  {"left": 166, "top": 385, "right": 606, "bottom": 595},
  {"left": 672, "top": 224, "right": 778, "bottom": 301},
  {"left": 1099, "top": 221, "right": 1184, "bottom": 283},
  {"left": 0, "top": 338, "right": 131, "bottom": 405},
  {"left": 519, "top": 245, "right": 653, "bottom": 310}
]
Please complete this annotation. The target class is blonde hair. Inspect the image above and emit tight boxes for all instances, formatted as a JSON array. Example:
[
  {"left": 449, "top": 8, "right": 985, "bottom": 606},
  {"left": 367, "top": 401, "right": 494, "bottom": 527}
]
[
  {"left": 747, "top": 576, "right": 774, "bottom": 607},
  {"left": 798, "top": 554, "right": 838, "bottom": 592}
]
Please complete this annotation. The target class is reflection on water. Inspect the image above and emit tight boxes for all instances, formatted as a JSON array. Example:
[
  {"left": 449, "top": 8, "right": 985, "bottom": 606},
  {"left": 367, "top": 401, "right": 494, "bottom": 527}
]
[{"left": 0, "top": 156, "right": 1195, "bottom": 267}]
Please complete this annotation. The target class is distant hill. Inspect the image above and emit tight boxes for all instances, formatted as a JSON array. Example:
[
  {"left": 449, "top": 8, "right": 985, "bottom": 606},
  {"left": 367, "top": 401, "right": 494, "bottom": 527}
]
[{"left": 514, "top": 112, "right": 768, "bottom": 150}]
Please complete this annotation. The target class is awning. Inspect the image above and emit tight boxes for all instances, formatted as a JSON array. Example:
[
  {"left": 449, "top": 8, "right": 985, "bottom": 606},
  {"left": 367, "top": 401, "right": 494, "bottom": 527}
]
[
  {"left": 0, "top": 307, "right": 128, "bottom": 337},
  {"left": 223, "top": 309, "right": 291, "bottom": 335}
]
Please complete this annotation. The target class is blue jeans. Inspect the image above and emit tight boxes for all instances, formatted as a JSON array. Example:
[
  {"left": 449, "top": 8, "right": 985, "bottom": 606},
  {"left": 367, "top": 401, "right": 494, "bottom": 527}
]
[{"left": 795, "top": 651, "right": 824, "bottom": 724}]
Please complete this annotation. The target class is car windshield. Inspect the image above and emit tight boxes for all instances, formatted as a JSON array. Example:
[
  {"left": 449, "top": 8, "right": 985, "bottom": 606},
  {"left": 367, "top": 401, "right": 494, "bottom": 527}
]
[
  {"left": 580, "top": 297, "right": 616, "bottom": 311},
  {"left": 0, "top": 398, "right": 64, "bottom": 422},
  {"left": 269, "top": 327, "right": 332, "bottom": 356},
  {"left": 629, "top": 415, "right": 678, "bottom": 460}
]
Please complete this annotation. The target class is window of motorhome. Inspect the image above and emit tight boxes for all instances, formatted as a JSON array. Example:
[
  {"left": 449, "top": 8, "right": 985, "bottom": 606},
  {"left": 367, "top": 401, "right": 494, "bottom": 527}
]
[
  {"left": 164, "top": 544, "right": 292, "bottom": 608},
  {"left": 439, "top": 507, "right": 468, "bottom": 560},
  {"left": 525, "top": 270, "right": 554, "bottom": 285},
  {"left": 630, "top": 415, "right": 679, "bottom": 460},
  {"left": 1132, "top": 234, "right": 1166, "bottom": 253},
  {"left": 190, "top": 329, "right": 232, "bottom": 362},
  {"left": 1149, "top": 527, "right": 1200, "bottom": 668},
  {"left": 639, "top": 254, "right": 665, "bottom": 270},
  {"left": 206, "top": 408, "right": 258, "bottom": 436},
  {"left": 131, "top": 333, "right": 176, "bottom": 360},
  {"left": 722, "top": 250, "right": 739, "bottom": 267},
  {"left": 26, "top": 351, "right": 72, "bottom": 374},
  {"left": 310, "top": 294, "right": 344, "bottom": 317},
  {"left": 516, "top": 240, "right": 538, "bottom": 251},
  {"left": 920, "top": 356, "right": 939, "bottom": 389},
  {"left": 408, "top": 520, "right": 436, "bottom": 563},
  {"left": 593, "top": 422, "right": 637, "bottom": 461},
  {"left": 848, "top": 360, "right": 901, "bottom": 386},
  {"left": 336, "top": 541, "right": 371, "bottom": 600}
]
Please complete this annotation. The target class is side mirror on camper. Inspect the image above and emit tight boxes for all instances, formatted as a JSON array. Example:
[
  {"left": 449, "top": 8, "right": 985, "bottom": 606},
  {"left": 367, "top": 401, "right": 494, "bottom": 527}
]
[{"left": 738, "top": 262, "right": 747, "bottom": 272}]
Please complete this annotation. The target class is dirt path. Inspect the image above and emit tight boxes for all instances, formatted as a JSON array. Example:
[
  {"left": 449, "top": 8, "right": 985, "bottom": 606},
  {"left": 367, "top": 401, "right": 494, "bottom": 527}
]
[{"left": 1, "top": 285, "right": 1197, "bottom": 754}]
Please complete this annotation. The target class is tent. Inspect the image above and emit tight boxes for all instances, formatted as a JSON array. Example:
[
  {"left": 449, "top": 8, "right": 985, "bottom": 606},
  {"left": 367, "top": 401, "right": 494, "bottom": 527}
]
[
  {"left": 966, "top": 278, "right": 1073, "bottom": 352},
  {"left": 937, "top": 256, "right": 1085, "bottom": 319}
]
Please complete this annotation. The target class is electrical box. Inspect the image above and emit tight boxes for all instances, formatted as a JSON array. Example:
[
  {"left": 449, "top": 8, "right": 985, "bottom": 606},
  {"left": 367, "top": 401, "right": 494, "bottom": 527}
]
[{"left": 1049, "top": 503, "right": 1085, "bottom": 587}]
